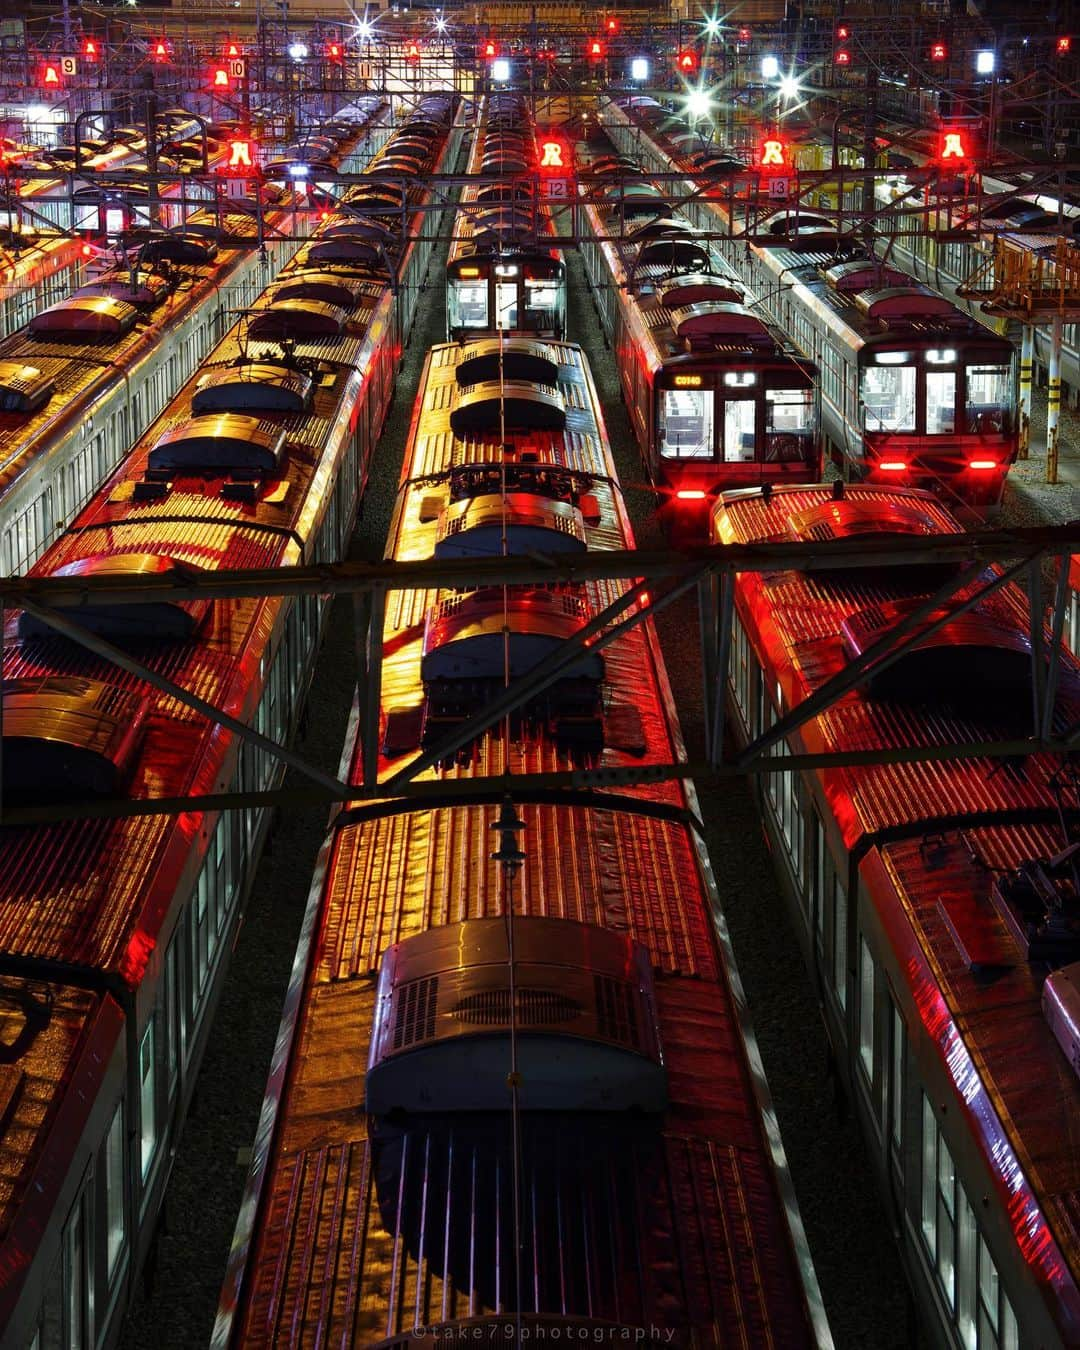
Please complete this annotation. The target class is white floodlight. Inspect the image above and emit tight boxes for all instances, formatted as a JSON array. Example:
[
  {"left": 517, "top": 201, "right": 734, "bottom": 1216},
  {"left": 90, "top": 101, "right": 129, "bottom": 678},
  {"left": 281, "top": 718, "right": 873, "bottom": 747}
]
[
  {"left": 492, "top": 57, "right": 511, "bottom": 81},
  {"left": 631, "top": 56, "right": 649, "bottom": 81},
  {"left": 976, "top": 49, "right": 995, "bottom": 73},
  {"left": 779, "top": 74, "right": 799, "bottom": 99},
  {"left": 686, "top": 89, "right": 711, "bottom": 119},
  {"left": 288, "top": 41, "right": 309, "bottom": 61},
  {"left": 760, "top": 54, "right": 780, "bottom": 79}
]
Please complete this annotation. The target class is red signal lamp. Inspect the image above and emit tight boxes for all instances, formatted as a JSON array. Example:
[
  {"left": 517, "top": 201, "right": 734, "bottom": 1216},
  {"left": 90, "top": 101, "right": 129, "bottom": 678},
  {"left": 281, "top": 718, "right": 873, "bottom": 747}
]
[
  {"left": 212, "top": 65, "right": 230, "bottom": 88},
  {"left": 758, "top": 137, "right": 787, "bottom": 170},
  {"left": 737, "top": 27, "right": 752, "bottom": 43},
  {"left": 153, "top": 39, "right": 170, "bottom": 62},
  {"left": 605, "top": 16, "right": 620, "bottom": 34},
  {"left": 588, "top": 38, "right": 605, "bottom": 59},
  {"left": 83, "top": 38, "right": 99, "bottom": 61},
  {"left": 834, "top": 48, "right": 851, "bottom": 66},
  {"left": 1058, "top": 35, "right": 1072, "bottom": 54},
  {"left": 327, "top": 41, "right": 343, "bottom": 61},
  {"left": 930, "top": 41, "right": 947, "bottom": 61},
  {"left": 536, "top": 48, "right": 556, "bottom": 62},
  {"left": 538, "top": 136, "right": 569, "bottom": 171},
  {"left": 939, "top": 129, "right": 968, "bottom": 162},
  {"left": 836, "top": 24, "right": 850, "bottom": 39},
  {"left": 226, "top": 42, "right": 241, "bottom": 58},
  {"left": 226, "top": 137, "right": 256, "bottom": 170},
  {"left": 406, "top": 40, "right": 421, "bottom": 62},
  {"left": 41, "top": 63, "right": 62, "bottom": 88},
  {"left": 483, "top": 40, "right": 497, "bottom": 59},
  {"left": 677, "top": 48, "right": 699, "bottom": 73}
]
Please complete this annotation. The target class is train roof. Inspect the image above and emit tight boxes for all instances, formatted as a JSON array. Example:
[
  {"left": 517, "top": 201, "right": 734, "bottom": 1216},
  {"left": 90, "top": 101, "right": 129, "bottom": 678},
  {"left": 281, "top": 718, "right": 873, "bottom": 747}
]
[
  {"left": 0, "top": 981, "right": 123, "bottom": 1326},
  {"left": 0, "top": 106, "right": 459, "bottom": 984},
  {"left": 221, "top": 341, "right": 827, "bottom": 1346},
  {"left": 714, "top": 482, "right": 1080, "bottom": 1328}
]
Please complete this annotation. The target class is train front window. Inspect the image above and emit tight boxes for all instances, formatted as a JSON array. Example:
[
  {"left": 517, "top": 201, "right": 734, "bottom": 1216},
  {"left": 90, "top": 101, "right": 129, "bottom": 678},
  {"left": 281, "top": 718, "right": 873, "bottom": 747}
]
[
  {"left": 660, "top": 387, "right": 714, "bottom": 458},
  {"left": 862, "top": 364, "right": 915, "bottom": 432},
  {"left": 524, "top": 278, "right": 559, "bottom": 332},
  {"left": 448, "top": 279, "right": 488, "bottom": 330},
  {"left": 926, "top": 370, "right": 957, "bottom": 433},
  {"left": 765, "top": 388, "right": 813, "bottom": 461},
  {"left": 723, "top": 399, "right": 756, "bottom": 462},
  {"left": 965, "top": 365, "right": 1010, "bottom": 433}
]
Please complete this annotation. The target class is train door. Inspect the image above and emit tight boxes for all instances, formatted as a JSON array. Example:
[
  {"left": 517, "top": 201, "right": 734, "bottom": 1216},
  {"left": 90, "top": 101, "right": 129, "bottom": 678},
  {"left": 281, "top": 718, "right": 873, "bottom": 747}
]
[
  {"left": 722, "top": 398, "right": 756, "bottom": 463},
  {"left": 495, "top": 280, "right": 519, "bottom": 331}
]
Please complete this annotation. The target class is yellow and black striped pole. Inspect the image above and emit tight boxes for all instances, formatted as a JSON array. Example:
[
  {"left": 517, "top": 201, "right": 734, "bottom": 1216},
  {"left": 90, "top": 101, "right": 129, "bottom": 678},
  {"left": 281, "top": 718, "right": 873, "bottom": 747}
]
[
  {"left": 1018, "top": 324, "right": 1032, "bottom": 460},
  {"left": 1047, "top": 313, "right": 1063, "bottom": 484}
]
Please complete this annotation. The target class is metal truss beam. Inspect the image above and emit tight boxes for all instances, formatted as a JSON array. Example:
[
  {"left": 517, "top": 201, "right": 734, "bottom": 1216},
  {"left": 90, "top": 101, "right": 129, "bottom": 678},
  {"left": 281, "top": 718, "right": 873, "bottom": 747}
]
[{"left": 2, "top": 524, "right": 1078, "bottom": 824}]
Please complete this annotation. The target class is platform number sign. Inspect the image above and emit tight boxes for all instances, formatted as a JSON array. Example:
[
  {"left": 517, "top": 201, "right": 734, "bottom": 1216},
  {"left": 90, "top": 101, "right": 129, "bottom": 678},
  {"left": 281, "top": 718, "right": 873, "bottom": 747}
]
[
  {"left": 229, "top": 58, "right": 246, "bottom": 79},
  {"left": 61, "top": 56, "right": 77, "bottom": 77},
  {"left": 538, "top": 136, "right": 571, "bottom": 200},
  {"left": 768, "top": 177, "right": 790, "bottom": 200}
]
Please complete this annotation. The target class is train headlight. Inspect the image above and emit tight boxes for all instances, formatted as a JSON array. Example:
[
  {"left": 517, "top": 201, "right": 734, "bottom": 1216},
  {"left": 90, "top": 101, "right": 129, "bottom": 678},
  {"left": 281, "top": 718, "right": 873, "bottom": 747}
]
[{"left": 926, "top": 348, "right": 957, "bottom": 364}]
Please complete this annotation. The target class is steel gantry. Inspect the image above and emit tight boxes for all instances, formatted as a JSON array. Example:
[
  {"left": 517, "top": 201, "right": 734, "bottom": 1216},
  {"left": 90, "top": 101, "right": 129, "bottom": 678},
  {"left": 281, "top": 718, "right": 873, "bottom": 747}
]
[{"left": 1, "top": 520, "right": 1079, "bottom": 827}]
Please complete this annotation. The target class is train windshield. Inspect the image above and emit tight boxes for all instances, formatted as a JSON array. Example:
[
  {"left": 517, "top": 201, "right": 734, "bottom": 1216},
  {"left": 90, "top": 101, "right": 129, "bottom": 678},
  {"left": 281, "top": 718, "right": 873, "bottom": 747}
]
[
  {"left": 926, "top": 370, "right": 957, "bottom": 433},
  {"left": 524, "top": 277, "right": 560, "bottom": 333},
  {"left": 966, "top": 365, "right": 1010, "bottom": 433},
  {"left": 862, "top": 364, "right": 915, "bottom": 432},
  {"left": 765, "top": 388, "right": 814, "bottom": 461},
  {"left": 448, "top": 277, "right": 489, "bottom": 330},
  {"left": 659, "top": 387, "right": 713, "bottom": 458}
]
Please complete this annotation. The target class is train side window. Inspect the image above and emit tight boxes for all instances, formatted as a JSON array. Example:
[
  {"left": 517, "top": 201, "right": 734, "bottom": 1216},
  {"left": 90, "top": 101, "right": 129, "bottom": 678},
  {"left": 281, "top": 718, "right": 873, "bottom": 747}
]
[
  {"left": 813, "top": 814, "right": 826, "bottom": 945},
  {"left": 921, "top": 1093, "right": 957, "bottom": 1311},
  {"left": 104, "top": 1103, "right": 125, "bottom": 1281},
  {"left": 659, "top": 388, "right": 713, "bottom": 459},
  {"left": 139, "top": 1018, "right": 156, "bottom": 1181},
  {"left": 858, "top": 936, "right": 876, "bottom": 1081},
  {"left": 833, "top": 876, "right": 847, "bottom": 1009},
  {"left": 63, "top": 1186, "right": 92, "bottom": 1350},
  {"left": 890, "top": 999, "right": 905, "bottom": 1152}
]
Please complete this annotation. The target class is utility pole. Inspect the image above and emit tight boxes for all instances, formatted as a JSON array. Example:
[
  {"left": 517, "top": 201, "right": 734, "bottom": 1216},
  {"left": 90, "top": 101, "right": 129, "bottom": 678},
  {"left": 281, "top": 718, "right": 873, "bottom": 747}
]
[{"left": 861, "top": 62, "right": 878, "bottom": 246}]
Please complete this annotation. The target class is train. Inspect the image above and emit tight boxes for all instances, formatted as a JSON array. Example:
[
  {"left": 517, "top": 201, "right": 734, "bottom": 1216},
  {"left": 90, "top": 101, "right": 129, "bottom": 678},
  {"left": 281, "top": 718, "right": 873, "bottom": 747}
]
[
  {"left": 0, "top": 92, "right": 463, "bottom": 1350},
  {"left": 213, "top": 332, "right": 832, "bottom": 1347},
  {"left": 714, "top": 480, "right": 1080, "bottom": 1348},
  {"left": 0, "top": 99, "right": 392, "bottom": 580},
  {"left": 602, "top": 94, "right": 1020, "bottom": 512},
  {"left": 576, "top": 123, "right": 821, "bottom": 535},
  {"left": 446, "top": 92, "right": 566, "bottom": 340}
]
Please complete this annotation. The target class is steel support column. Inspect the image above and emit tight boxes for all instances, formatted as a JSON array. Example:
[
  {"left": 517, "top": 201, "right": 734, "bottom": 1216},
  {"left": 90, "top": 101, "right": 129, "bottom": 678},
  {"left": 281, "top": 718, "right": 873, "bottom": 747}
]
[
  {"left": 1019, "top": 324, "right": 1034, "bottom": 459},
  {"left": 1047, "top": 312, "right": 1064, "bottom": 483}
]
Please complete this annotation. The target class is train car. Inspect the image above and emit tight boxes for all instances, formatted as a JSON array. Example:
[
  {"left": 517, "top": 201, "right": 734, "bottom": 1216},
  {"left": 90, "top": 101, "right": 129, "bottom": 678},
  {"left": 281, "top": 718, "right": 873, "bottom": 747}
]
[
  {"left": 602, "top": 96, "right": 1020, "bottom": 512},
  {"left": 577, "top": 127, "right": 821, "bottom": 536},
  {"left": 0, "top": 93, "right": 462, "bottom": 1350},
  {"left": 0, "top": 100, "right": 394, "bottom": 579},
  {"left": 446, "top": 93, "right": 566, "bottom": 340},
  {"left": 0, "top": 226, "right": 88, "bottom": 338},
  {"left": 213, "top": 334, "right": 832, "bottom": 1348},
  {"left": 714, "top": 480, "right": 1080, "bottom": 1348}
]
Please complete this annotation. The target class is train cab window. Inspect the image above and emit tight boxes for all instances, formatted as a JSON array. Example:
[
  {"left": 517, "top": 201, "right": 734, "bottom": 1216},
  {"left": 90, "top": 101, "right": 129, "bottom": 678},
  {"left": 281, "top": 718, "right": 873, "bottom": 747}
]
[
  {"left": 63, "top": 1188, "right": 91, "bottom": 1350},
  {"left": 448, "top": 279, "right": 488, "bottom": 331},
  {"left": 926, "top": 370, "right": 957, "bottom": 433},
  {"left": 524, "top": 278, "right": 559, "bottom": 333},
  {"left": 862, "top": 364, "right": 915, "bottom": 432},
  {"left": 765, "top": 388, "right": 813, "bottom": 461},
  {"left": 722, "top": 399, "right": 756, "bottom": 462},
  {"left": 965, "top": 366, "right": 1010, "bottom": 434},
  {"left": 659, "top": 387, "right": 714, "bottom": 458}
]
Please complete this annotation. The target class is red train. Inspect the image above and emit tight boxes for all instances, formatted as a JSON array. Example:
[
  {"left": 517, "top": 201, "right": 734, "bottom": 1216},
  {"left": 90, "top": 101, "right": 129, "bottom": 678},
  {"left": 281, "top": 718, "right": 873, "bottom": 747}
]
[
  {"left": 715, "top": 482, "right": 1080, "bottom": 1347},
  {"left": 215, "top": 334, "right": 831, "bottom": 1346},
  {"left": 0, "top": 95, "right": 462, "bottom": 1350}
]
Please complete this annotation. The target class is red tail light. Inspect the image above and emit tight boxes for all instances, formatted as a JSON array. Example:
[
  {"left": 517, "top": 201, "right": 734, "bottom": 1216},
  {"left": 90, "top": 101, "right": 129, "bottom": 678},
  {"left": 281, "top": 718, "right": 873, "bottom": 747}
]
[
  {"left": 676, "top": 489, "right": 707, "bottom": 500},
  {"left": 968, "top": 459, "right": 997, "bottom": 470},
  {"left": 879, "top": 461, "right": 908, "bottom": 472}
]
